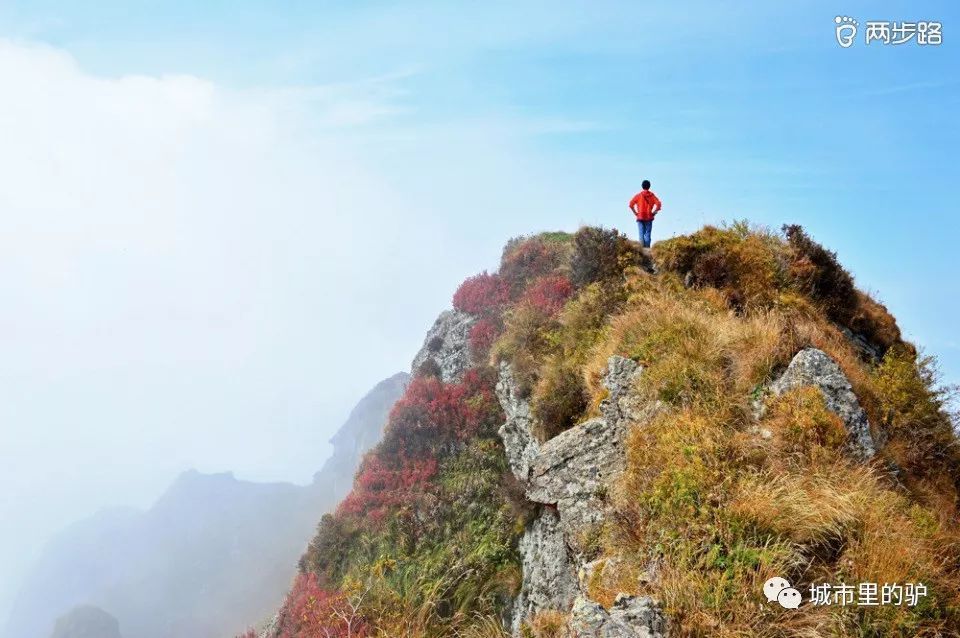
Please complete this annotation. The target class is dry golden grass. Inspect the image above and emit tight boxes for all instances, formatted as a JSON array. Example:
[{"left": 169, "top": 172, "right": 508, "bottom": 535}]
[
  {"left": 563, "top": 258, "right": 960, "bottom": 635},
  {"left": 525, "top": 610, "right": 571, "bottom": 638},
  {"left": 490, "top": 225, "right": 960, "bottom": 636},
  {"left": 731, "top": 464, "right": 873, "bottom": 546},
  {"left": 449, "top": 614, "right": 512, "bottom": 638}
]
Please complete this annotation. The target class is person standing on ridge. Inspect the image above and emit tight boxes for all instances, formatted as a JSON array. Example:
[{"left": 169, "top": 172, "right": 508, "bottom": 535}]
[{"left": 629, "top": 180, "right": 662, "bottom": 251}]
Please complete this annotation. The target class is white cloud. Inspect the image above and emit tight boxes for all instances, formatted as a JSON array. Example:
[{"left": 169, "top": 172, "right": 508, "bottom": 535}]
[
  {"left": 0, "top": 36, "right": 627, "bottom": 623},
  {"left": 0, "top": 39, "right": 459, "bottom": 620}
]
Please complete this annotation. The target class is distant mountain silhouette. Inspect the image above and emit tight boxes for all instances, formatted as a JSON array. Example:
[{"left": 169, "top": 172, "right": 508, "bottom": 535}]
[
  {"left": 5, "top": 372, "right": 408, "bottom": 638},
  {"left": 49, "top": 606, "right": 122, "bottom": 638}
]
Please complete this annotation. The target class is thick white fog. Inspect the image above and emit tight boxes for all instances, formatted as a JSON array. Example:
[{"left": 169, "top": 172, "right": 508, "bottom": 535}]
[{"left": 0, "top": 39, "right": 597, "bottom": 624}]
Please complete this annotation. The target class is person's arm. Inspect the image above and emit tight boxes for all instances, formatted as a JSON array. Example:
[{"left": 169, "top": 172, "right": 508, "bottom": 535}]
[
  {"left": 628, "top": 194, "right": 639, "bottom": 216},
  {"left": 652, "top": 193, "right": 662, "bottom": 214}
]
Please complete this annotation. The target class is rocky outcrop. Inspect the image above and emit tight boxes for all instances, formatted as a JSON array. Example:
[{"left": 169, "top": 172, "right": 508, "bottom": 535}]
[
  {"left": 524, "top": 357, "right": 651, "bottom": 555},
  {"left": 510, "top": 508, "right": 579, "bottom": 635},
  {"left": 569, "top": 594, "right": 666, "bottom": 638},
  {"left": 599, "top": 356, "right": 647, "bottom": 425},
  {"left": 411, "top": 310, "right": 475, "bottom": 382},
  {"left": 496, "top": 362, "right": 541, "bottom": 483},
  {"left": 769, "top": 348, "right": 877, "bottom": 460},
  {"left": 526, "top": 417, "right": 627, "bottom": 554},
  {"left": 257, "top": 613, "right": 280, "bottom": 638},
  {"left": 498, "top": 355, "right": 666, "bottom": 636}
]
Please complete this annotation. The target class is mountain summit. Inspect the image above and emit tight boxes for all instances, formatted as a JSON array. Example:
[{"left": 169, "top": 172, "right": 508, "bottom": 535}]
[{"left": 252, "top": 224, "right": 959, "bottom": 638}]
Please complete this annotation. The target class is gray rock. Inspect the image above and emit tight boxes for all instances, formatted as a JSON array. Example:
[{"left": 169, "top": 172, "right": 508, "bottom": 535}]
[
  {"left": 511, "top": 508, "right": 580, "bottom": 635},
  {"left": 569, "top": 594, "right": 667, "bottom": 638},
  {"left": 526, "top": 357, "right": 655, "bottom": 555},
  {"left": 499, "top": 356, "right": 668, "bottom": 634},
  {"left": 599, "top": 356, "right": 645, "bottom": 425},
  {"left": 496, "top": 362, "right": 541, "bottom": 482},
  {"left": 258, "top": 613, "right": 280, "bottom": 638},
  {"left": 411, "top": 309, "right": 475, "bottom": 383},
  {"left": 840, "top": 326, "right": 884, "bottom": 362},
  {"left": 769, "top": 347, "right": 877, "bottom": 460},
  {"left": 526, "top": 417, "right": 627, "bottom": 553}
]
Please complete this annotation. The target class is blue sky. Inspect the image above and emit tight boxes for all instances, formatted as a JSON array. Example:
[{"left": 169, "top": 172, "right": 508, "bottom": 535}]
[{"left": 0, "top": 0, "right": 958, "bottom": 628}]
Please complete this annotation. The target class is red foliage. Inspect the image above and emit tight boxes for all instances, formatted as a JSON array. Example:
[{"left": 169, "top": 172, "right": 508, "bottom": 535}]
[
  {"left": 468, "top": 317, "right": 502, "bottom": 359},
  {"left": 452, "top": 272, "right": 510, "bottom": 315},
  {"left": 337, "top": 454, "right": 438, "bottom": 523},
  {"left": 500, "top": 239, "right": 563, "bottom": 294},
  {"left": 386, "top": 371, "right": 498, "bottom": 449},
  {"left": 276, "top": 573, "right": 366, "bottom": 638},
  {"left": 335, "top": 368, "right": 502, "bottom": 526},
  {"left": 521, "top": 275, "right": 574, "bottom": 316}
]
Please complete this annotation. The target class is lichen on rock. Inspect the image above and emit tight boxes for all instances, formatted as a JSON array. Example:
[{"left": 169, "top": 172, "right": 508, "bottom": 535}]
[
  {"left": 568, "top": 594, "right": 667, "bottom": 638},
  {"left": 497, "top": 355, "right": 667, "bottom": 635},
  {"left": 496, "top": 361, "right": 541, "bottom": 482},
  {"left": 510, "top": 507, "right": 580, "bottom": 635},
  {"left": 411, "top": 309, "right": 475, "bottom": 382}
]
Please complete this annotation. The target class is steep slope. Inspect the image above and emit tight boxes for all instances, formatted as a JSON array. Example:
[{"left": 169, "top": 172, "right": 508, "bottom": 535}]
[
  {"left": 263, "top": 224, "right": 960, "bottom": 638},
  {"left": 5, "top": 373, "right": 408, "bottom": 638}
]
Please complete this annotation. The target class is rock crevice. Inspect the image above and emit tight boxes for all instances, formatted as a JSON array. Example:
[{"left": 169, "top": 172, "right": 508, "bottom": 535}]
[{"left": 497, "top": 356, "right": 667, "bottom": 637}]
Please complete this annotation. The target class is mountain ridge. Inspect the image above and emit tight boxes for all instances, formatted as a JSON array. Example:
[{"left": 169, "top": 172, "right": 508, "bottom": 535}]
[
  {"left": 4, "top": 371, "right": 409, "bottom": 638},
  {"left": 255, "top": 224, "right": 960, "bottom": 638}
]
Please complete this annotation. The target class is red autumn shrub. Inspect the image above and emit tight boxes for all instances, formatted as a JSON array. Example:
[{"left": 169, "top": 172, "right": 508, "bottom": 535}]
[
  {"left": 521, "top": 275, "right": 573, "bottom": 316},
  {"left": 337, "top": 455, "right": 438, "bottom": 523},
  {"left": 335, "top": 368, "right": 502, "bottom": 526},
  {"left": 468, "top": 316, "right": 502, "bottom": 360},
  {"left": 500, "top": 238, "right": 565, "bottom": 295},
  {"left": 383, "top": 371, "right": 500, "bottom": 454},
  {"left": 276, "top": 573, "right": 367, "bottom": 638},
  {"left": 452, "top": 272, "right": 510, "bottom": 315}
]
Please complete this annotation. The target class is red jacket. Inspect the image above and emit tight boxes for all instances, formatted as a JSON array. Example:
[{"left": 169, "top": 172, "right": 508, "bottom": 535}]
[{"left": 629, "top": 189, "right": 662, "bottom": 221}]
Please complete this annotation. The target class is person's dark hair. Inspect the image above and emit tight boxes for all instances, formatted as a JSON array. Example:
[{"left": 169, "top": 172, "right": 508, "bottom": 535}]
[{"left": 641, "top": 179, "right": 651, "bottom": 190}]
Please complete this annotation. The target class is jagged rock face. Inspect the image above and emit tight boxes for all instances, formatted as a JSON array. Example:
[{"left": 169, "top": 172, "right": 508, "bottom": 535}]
[
  {"left": 411, "top": 309, "right": 475, "bottom": 382},
  {"left": 49, "top": 605, "right": 122, "bottom": 638},
  {"left": 496, "top": 362, "right": 541, "bottom": 482},
  {"left": 769, "top": 347, "right": 877, "bottom": 460},
  {"left": 523, "top": 357, "right": 650, "bottom": 556},
  {"left": 257, "top": 613, "right": 279, "bottom": 638},
  {"left": 498, "top": 356, "right": 667, "bottom": 636},
  {"left": 526, "top": 417, "right": 627, "bottom": 555},
  {"left": 511, "top": 508, "right": 579, "bottom": 635},
  {"left": 599, "top": 356, "right": 647, "bottom": 425},
  {"left": 569, "top": 594, "right": 666, "bottom": 638}
]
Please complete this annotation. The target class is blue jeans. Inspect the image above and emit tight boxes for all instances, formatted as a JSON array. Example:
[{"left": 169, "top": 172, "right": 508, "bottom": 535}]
[{"left": 637, "top": 219, "right": 653, "bottom": 248}]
